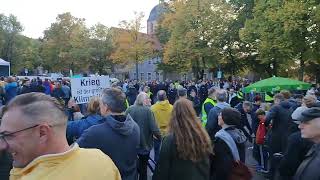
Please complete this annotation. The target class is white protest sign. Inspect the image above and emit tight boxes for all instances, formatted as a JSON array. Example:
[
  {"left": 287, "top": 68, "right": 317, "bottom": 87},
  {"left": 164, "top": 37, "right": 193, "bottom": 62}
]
[{"left": 71, "top": 76, "right": 110, "bottom": 104}]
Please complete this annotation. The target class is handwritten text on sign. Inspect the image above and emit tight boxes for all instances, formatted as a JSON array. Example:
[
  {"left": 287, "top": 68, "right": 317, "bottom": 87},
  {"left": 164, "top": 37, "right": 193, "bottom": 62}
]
[{"left": 71, "top": 76, "right": 110, "bottom": 104}]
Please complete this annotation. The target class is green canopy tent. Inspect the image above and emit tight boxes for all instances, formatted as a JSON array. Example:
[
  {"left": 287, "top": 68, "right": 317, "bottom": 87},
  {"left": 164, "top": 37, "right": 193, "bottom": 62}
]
[{"left": 243, "top": 76, "right": 311, "bottom": 93}]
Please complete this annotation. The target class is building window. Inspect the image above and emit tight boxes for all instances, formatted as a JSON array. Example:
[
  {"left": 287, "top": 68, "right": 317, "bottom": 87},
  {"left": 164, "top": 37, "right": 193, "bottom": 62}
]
[
  {"left": 148, "top": 60, "right": 152, "bottom": 64},
  {"left": 156, "top": 72, "right": 160, "bottom": 81},
  {"left": 140, "top": 73, "right": 144, "bottom": 81},
  {"left": 148, "top": 72, "right": 152, "bottom": 81}
]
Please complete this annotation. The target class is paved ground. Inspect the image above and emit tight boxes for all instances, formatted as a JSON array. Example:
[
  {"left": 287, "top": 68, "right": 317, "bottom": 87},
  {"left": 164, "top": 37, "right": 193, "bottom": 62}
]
[{"left": 246, "top": 143, "right": 268, "bottom": 180}]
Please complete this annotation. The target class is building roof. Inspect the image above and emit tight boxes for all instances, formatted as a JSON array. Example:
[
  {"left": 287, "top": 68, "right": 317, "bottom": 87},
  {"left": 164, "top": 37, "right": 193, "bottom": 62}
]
[{"left": 147, "top": 3, "right": 169, "bottom": 22}]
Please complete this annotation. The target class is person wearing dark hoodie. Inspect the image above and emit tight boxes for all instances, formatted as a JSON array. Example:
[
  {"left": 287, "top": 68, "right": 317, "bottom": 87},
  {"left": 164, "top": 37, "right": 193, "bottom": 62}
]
[
  {"left": 77, "top": 88, "right": 140, "bottom": 180},
  {"left": 265, "top": 93, "right": 293, "bottom": 179},
  {"left": 4, "top": 77, "right": 18, "bottom": 104},
  {"left": 211, "top": 107, "right": 247, "bottom": 180},
  {"left": 206, "top": 89, "right": 231, "bottom": 140}
]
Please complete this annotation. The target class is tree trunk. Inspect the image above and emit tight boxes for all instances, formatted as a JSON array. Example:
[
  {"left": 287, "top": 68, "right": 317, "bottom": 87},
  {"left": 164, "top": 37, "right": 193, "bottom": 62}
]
[
  {"left": 135, "top": 59, "right": 139, "bottom": 80},
  {"left": 299, "top": 58, "right": 305, "bottom": 81},
  {"left": 272, "top": 60, "right": 278, "bottom": 76}
]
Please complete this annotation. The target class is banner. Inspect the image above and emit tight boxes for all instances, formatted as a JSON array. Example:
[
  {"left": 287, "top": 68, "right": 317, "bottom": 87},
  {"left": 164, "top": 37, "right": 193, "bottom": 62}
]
[{"left": 71, "top": 76, "right": 110, "bottom": 104}]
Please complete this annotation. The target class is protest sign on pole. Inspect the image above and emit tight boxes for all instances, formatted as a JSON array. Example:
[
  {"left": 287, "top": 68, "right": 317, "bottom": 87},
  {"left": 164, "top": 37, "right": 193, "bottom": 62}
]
[{"left": 71, "top": 76, "right": 110, "bottom": 104}]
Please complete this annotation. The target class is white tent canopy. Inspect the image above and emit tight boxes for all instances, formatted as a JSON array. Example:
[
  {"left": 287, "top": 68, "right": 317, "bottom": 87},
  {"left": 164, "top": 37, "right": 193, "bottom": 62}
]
[{"left": 0, "top": 58, "right": 10, "bottom": 66}]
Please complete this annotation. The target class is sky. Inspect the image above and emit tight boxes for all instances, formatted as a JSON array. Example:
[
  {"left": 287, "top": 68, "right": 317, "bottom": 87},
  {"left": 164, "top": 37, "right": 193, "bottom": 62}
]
[{"left": 0, "top": 0, "right": 159, "bottom": 39}]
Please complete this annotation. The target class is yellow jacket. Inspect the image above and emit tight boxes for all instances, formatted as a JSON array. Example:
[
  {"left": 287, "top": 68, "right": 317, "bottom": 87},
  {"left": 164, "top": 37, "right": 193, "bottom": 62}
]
[
  {"left": 151, "top": 100, "right": 173, "bottom": 136},
  {"left": 10, "top": 144, "right": 121, "bottom": 180}
]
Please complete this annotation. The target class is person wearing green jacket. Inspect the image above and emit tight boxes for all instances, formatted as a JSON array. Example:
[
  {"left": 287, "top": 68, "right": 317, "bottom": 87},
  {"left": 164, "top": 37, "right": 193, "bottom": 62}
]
[{"left": 153, "top": 99, "right": 212, "bottom": 180}]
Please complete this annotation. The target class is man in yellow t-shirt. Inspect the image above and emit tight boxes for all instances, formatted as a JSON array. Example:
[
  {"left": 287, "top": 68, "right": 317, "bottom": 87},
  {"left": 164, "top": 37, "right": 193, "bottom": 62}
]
[{"left": 0, "top": 93, "right": 121, "bottom": 180}]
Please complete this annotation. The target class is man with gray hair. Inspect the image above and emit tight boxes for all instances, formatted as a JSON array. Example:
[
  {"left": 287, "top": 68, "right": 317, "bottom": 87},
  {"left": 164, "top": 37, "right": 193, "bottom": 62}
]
[
  {"left": 177, "top": 87, "right": 187, "bottom": 99},
  {"left": 0, "top": 93, "right": 121, "bottom": 179},
  {"left": 126, "top": 92, "right": 161, "bottom": 180},
  {"left": 78, "top": 88, "right": 140, "bottom": 180},
  {"left": 206, "top": 89, "right": 231, "bottom": 140},
  {"left": 151, "top": 90, "right": 173, "bottom": 162},
  {"left": 235, "top": 101, "right": 253, "bottom": 143}
]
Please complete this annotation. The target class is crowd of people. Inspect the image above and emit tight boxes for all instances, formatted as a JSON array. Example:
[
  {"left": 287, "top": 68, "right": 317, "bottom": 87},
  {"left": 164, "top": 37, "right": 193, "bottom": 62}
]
[{"left": 0, "top": 76, "right": 320, "bottom": 180}]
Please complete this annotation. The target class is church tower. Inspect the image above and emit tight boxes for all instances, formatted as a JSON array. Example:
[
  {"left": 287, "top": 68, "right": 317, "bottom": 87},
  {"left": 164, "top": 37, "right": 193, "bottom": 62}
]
[{"left": 147, "top": 0, "right": 167, "bottom": 35}]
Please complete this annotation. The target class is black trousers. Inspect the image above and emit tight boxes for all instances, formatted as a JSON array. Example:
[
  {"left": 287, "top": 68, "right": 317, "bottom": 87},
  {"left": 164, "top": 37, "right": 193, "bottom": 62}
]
[{"left": 138, "top": 153, "right": 149, "bottom": 180}]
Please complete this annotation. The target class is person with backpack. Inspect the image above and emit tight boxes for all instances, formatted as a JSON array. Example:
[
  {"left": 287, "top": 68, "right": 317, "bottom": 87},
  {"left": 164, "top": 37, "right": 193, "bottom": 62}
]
[{"left": 211, "top": 107, "right": 251, "bottom": 180}]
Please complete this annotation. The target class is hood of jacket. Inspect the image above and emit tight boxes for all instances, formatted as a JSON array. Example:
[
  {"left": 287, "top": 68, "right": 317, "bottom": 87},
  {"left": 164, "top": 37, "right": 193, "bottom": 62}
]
[
  {"left": 154, "top": 100, "right": 172, "bottom": 111},
  {"left": 280, "top": 100, "right": 292, "bottom": 109},
  {"left": 216, "top": 102, "right": 231, "bottom": 109},
  {"left": 105, "top": 114, "right": 137, "bottom": 136}
]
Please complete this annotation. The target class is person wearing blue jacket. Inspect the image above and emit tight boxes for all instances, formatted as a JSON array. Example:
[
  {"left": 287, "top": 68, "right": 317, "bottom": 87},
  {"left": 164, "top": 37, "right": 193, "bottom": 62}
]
[
  {"left": 4, "top": 77, "right": 18, "bottom": 104},
  {"left": 67, "top": 97, "right": 103, "bottom": 142}
]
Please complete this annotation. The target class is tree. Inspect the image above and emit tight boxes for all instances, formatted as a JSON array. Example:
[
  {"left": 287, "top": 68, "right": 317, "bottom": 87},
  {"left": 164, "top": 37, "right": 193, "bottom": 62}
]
[
  {"left": 0, "top": 14, "right": 23, "bottom": 63},
  {"left": 277, "top": 0, "right": 320, "bottom": 80},
  {"left": 159, "top": 0, "right": 238, "bottom": 80},
  {"left": 88, "top": 23, "right": 114, "bottom": 75},
  {"left": 40, "top": 12, "right": 90, "bottom": 73},
  {"left": 240, "top": 0, "right": 292, "bottom": 77},
  {"left": 111, "top": 12, "right": 153, "bottom": 80}
]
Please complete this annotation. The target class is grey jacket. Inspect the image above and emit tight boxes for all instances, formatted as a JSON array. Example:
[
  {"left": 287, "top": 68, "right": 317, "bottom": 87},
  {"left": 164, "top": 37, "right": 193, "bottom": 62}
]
[
  {"left": 126, "top": 105, "right": 161, "bottom": 154},
  {"left": 294, "top": 144, "right": 320, "bottom": 180}
]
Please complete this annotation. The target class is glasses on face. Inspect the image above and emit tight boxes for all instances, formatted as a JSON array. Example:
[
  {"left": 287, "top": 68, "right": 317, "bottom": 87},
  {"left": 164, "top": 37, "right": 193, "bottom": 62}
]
[{"left": 0, "top": 124, "right": 40, "bottom": 145}]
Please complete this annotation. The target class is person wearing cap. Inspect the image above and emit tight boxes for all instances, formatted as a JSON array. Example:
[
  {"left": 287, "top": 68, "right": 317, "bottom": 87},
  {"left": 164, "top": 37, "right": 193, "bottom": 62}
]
[
  {"left": 294, "top": 107, "right": 320, "bottom": 180},
  {"left": 278, "top": 96, "right": 315, "bottom": 179}
]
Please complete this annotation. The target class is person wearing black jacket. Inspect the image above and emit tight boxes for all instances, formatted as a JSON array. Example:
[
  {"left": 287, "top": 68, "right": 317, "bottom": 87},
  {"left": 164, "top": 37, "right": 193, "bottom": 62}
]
[
  {"left": 19, "top": 79, "right": 32, "bottom": 94},
  {"left": 199, "top": 81, "right": 208, "bottom": 105},
  {"left": 278, "top": 131, "right": 313, "bottom": 180},
  {"left": 293, "top": 107, "right": 320, "bottom": 180},
  {"left": 153, "top": 99, "right": 212, "bottom": 180},
  {"left": 188, "top": 89, "right": 201, "bottom": 116},
  {"left": 212, "top": 107, "right": 247, "bottom": 180},
  {"left": 0, "top": 151, "right": 12, "bottom": 180},
  {"left": 265, "top": 93, "right": 293, "bottom": 179},
  {"left": 167, "top": 83, "right": 177, "bottom": 105}
]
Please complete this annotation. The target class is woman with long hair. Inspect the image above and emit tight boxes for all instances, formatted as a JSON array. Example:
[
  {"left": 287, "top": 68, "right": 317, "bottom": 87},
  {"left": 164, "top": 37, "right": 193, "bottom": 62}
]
[{"left": 153, "top": 98, "right": 212, "bottom": 180}]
